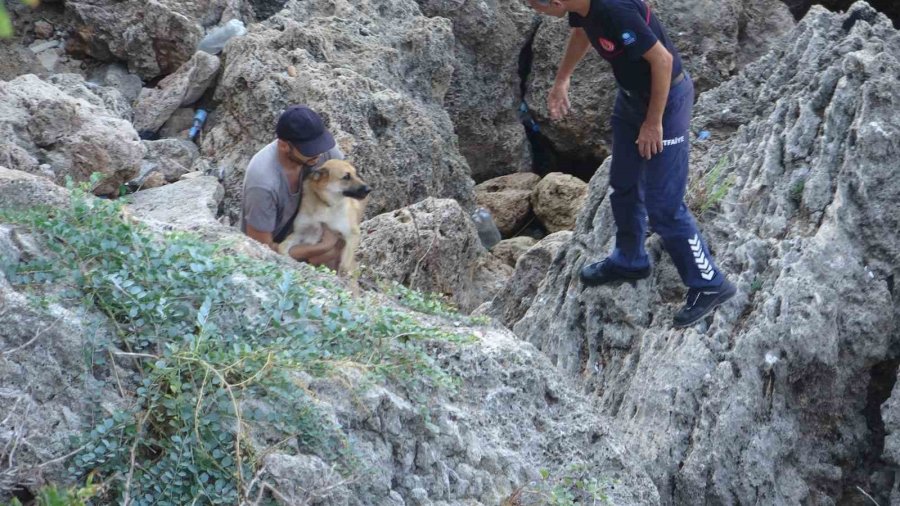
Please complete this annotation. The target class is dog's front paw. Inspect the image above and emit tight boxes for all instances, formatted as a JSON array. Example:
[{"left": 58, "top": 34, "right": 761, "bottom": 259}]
[{"left": 277, "top": 241, "right": 292, "bottom": 256}]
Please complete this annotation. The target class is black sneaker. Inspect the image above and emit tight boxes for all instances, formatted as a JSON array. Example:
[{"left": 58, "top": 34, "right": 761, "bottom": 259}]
[
  {"left": 673, "top": 279, "right": 737, "bottom": 328},
  {"left": 580, "top": 258, "right": 651, "bottom": 287}
]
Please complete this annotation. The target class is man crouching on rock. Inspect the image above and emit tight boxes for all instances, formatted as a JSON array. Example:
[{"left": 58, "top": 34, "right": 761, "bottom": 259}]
[
  {"left": 241, "top": 105, "right": 345, "bottom": 266},
  {"left": 526, "top": 0, "right": 736, "bottom": 327}
]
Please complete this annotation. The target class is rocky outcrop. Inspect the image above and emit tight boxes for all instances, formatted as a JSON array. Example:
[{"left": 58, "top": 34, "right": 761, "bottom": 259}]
[
  {"left": 532, "top": 172, "right": 587, "bottom": 233},
  {"left": 136, "top": 139, "right": 201, "bottom": 185},
  {"left": 203, "top": 0, "right": 476, "bottom": 223},
  {"left": 127, "top": 176, "right": 225, "bottom": 233},
  {"left": 64, "top": 0, "right": 250, "bottom": 79},
  {"left": 414, "top": 0, "right": 536, "bottom": 181},
  {"left": 357, "top": 198, "right": 513, "bottom": 313},
  {"left": 0, "top": 168, "right": 658, "bottom": 504},
  {"left": 0, "top": 74, "right": 143, "bottom": 196},
  {"left": 513, "top": 4, "right": 900, "bottom": 503},
  {"left": 474, "top": 173, "right": 541, "bottom": 237},
  {"left": 481, "top": 231, "right": 571, "bottom": 329},
  {"left": 133, "top": 51, "right": 220, "bottom": 134},
  {"left": 525, "top": 0, "right": 794, "bottom": 165},
  {"left": 492, "top": 236, "right": 538, "bottom": 267}
]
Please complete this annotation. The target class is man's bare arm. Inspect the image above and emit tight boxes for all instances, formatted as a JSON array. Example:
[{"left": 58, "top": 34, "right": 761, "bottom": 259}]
[
  {"left": 555, "top": 28, "right": 591, "bottom": 85},
  {"left": 245, "top": 224, "right": 277, "bottom": 251},
  {"left": 636, "top": 41, "right": 673, "bottom": 160}
]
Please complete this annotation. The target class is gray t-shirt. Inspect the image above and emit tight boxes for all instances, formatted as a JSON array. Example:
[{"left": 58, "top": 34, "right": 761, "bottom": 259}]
[{"left": 240, "top": 141, "right": 344, "bottom": 240}]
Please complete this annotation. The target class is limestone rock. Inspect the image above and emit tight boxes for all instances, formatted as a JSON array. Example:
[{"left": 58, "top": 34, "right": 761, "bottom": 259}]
[
  {"left": 532, "top": 172, "right": 587, "bottom": 233},
  {"left": 0, "top": 74, "right": 143, "bottom": 196},
  {"left": 525, "top": 0, "right": 794, "bottom": 165},
  {"left": 202, "top": 0, "right": 475, "bottom": 223},
  {"left": 491, "top": 236, "right": 538, "bottom": 267},
  {"left": 474, "top": 173, "right": 541, "bottom": 237},
  {"left": 138, "top": 139, "right": 200, "bottom": 184},
  {"left": 0, "top": 166, "right": 70, "bottom": 211},
  {"left": 484, "top": 231, "right": 571, "bottom": 329},
  {"left": 64, "top": 0, "right": 247, "bottom": 79},
  {"left": 127, "top": 176, "right": 224, "bottom": 233},
  {"left": 34, "top": 20, "right": 55, "bottom": 39},
  {"left": 133, "top": 52, "right": 221, "bottom": 134},
  {"left": 415, "top": 0, "right": 537, "bottom": 180},
  {"left": 159, "top": 108, "right": 198, "bottom": 139},
  {"left": 515, "top": 5, "right": 900, "bottom": 503},
  {"left": 87, "top": 63, "right": 144, "bottom": 105},
  {"left": 358, "top": 198, "right": 509, "bottom": 313}
]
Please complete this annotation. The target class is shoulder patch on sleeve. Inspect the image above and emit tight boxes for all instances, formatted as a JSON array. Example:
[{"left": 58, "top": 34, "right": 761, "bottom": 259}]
[{"left": 622, "top": 30, "right": 637, "bottom": 45}]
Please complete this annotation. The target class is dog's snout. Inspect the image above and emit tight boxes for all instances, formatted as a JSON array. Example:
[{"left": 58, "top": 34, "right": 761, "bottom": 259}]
[{"left": 360, "top": 185, "right": 372, "bottom": 196}]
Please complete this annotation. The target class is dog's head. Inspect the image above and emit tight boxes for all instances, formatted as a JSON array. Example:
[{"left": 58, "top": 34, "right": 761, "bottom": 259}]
[{"left": 306, "top": 159, "right": 372, "bottom": 201}]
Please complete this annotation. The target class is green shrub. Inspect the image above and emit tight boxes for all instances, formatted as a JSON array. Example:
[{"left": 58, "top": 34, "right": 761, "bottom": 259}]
[{"left": 1, "top": 179, "right": 466, "bottom": 504}]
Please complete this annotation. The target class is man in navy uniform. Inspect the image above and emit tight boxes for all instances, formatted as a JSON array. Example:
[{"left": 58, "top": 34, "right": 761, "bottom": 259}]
[{"left": 527, "top": 0, "right": 736, "bottom": 327}]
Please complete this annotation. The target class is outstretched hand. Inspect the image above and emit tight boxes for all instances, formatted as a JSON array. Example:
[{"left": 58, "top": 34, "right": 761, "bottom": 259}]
[{"left": 547, "top": 82, "right": 571, "bottom": 121}]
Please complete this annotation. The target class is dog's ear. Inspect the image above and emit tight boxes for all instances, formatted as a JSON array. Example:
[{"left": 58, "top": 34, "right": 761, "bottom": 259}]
[{"left": 306, "top": 166, "right": 326, "bottom": 181}]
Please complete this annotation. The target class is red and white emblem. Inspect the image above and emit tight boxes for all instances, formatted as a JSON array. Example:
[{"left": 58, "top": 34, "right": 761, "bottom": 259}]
[{"left": 598, "top": 37, "right": 616, "bottom": 52}]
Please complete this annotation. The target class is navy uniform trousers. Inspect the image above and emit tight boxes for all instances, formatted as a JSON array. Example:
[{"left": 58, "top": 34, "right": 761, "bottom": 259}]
[{"left": 607, "top": 74, "right": 723, "bottom": 288}]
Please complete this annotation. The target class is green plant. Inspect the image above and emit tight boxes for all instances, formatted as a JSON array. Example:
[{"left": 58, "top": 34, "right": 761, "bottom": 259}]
[
  {"left": 750, "top": 276, "right": 763, "bottom": 293},
  {"left": 4, "top": 476, "right": 99, "bottom": 506},
  {"left": 790, "top": 179, "right": 805, "bottom": 206},
  {"left": 1, "top": 179, "right": 466, "bottom": 504},
  {"left": 380, "top": 280, "right": 489, "bottom": 327},
  {"left": 508, "top": 465, "right": 613, "bottom": 506},
  {"left": 0, "top": 0, "right": 39, "bottom": 38},
  {"left": 689, "top": 155, "right": 734, "bottom": 215}
]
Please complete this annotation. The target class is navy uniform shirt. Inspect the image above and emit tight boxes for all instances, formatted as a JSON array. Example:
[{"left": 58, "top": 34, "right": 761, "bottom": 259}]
[{"left": 568, "top": 0, "right": 683, "bottom": 93}]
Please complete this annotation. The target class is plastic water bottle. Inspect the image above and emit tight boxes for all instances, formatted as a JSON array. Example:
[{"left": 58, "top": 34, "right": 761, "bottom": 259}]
[
  {"left": 518, "top": 101, "right": 540, "bottom": 133},
  {"left": 197, "top": 19, "right": 247, "bottom": 55},
  {"left": 472, "top": 207, "right": 502, "bottom": 250},
  {"left": 188, "top": 109, "right": 208, "bottom": 141}
]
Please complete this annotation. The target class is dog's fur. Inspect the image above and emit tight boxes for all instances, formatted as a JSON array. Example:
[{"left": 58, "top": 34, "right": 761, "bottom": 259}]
[{"left": 277, "top": 160, "right": 370, "bottom": 275}]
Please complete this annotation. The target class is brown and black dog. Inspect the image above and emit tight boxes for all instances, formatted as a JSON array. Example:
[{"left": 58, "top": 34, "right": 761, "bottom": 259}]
[{"left": 278, "top": 159, "right": 371, "bottom": 275}]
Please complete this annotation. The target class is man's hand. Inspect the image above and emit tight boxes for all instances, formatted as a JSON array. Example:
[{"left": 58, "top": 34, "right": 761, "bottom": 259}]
[
  {"left": 636, "top": 120, "right": 664, "bottom": 160},
  {"left": 318, "top": 225, "right": 340, "bottom": 249},
  {"left": 548, "top": 80, "right": 571, "bottom": 120}
]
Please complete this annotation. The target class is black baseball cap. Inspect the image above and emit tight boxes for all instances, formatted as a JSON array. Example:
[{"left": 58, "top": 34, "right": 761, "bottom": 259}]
[{"left": 275, "top": 105, "right": 336, "bottom": 157}]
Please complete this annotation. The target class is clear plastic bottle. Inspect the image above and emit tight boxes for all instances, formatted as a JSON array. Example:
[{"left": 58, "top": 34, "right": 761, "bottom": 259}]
[
  {"left": 472, "top": 207, "right": 502, "bottom": 250},
  {"left": 198, "top": 19, "right": 247, "bottom": 55}
]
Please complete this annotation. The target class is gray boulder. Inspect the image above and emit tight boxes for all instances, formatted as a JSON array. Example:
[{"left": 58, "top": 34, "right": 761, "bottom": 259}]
[
  {"left": 483, "top": 231, "right": 571, "bottom": 329},
  {"left": 65, "top": 0, "right": 250, "bottom": 79},
  {"left": 136, "top": 139, "right": 201, "bottom": 185},
  {"left": 202, "top": 0, "right": 475, "bottom": 223},
  {"left": 415, "top": 0, "right": 537, "bottom": 181},
  {"left": 357, "top": 198, "right": 512, "bottom": 314},
  {"left": 133, "top": 51, "right": 221, "bottom": 134},
  {"left": 514, "top": 4, "right": 900, "bottom": 504},
  {"left": 0, "top": 74, "right": 144, "bottom": 197}
]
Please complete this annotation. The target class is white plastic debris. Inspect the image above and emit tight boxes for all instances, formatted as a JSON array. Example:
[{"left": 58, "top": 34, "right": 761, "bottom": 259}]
[{"left": 198, "top": 19, "right": 247, "bottom": 55}]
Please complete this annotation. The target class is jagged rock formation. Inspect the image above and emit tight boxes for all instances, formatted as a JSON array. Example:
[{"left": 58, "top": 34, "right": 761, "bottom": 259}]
[
  {"left": 524, "top": 0, "right": 794, "bottom": 166},
  {"left": 357, "top": 198, "right": 513, "bottom": 313},
  {"left": 513, "top": 4, "right": 900, "bottom": 503},
  {"left": 0, "top": 74, "right": 144, "bottom": 196},
  {"left": 414, "top": 0, "right": 536, "bottom": 181},
  {"left": 132, "top": 51, "right": 221, "bottom": 134},
  {"left": 64, "top": 0, "right": 251, "bottom": 79},
  {"left": 0, "top": 167, "right": 659, "bottom": 505},
  {"left": 203, "top": 0, "right": 476, "bottom": 223}
]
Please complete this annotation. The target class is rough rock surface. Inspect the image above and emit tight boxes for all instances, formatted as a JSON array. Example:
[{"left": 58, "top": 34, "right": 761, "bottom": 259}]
[
  {"left": 203, "top": 0, "right": 475, "bottom": 223},
  {"left": 0, "top": 178, "right": 126, "bottom": 497},
  {"left": 483, "top": 231, "right": 571, "bottom": 330},
  {"left": 358, "top": 198, "right": 512, "bottom": 314},
  {"left": 492, "top": 236, "right": 538, "bottom": 267},
  {"left": 87, "top": 64, "right": 144, "bottom": 105},
  {"left": 137, "top": 139, "right": 201, "bottom": 185},
  {"left": 127, "top": 176, "right": 225, "bottom": 234},
  {"left": 133, "top": 52, "right": 221, "bottom": 134},
  {"left": 0, "top": 168, "right": 659, "bottom": 505},
  {"left": 525, "top": 0, "right": 794, "bottom": 164},
  {"left": 474, "top": 173, "right": 541, "bottom": 237},
  {"left": 0, "top": 74, "right": 143, "bottom": 196},
  {"left": 414, "top": 0, "right": 536, "bottom": 181},
  {"left": 65, "top": 0, "right": 249, "bottom": 79},
  {"left": 532, "top": 172, "right": 588, "bottom": 233},
  {"left": 514, "top": 5, "right": 900, "bottom": 504}
]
